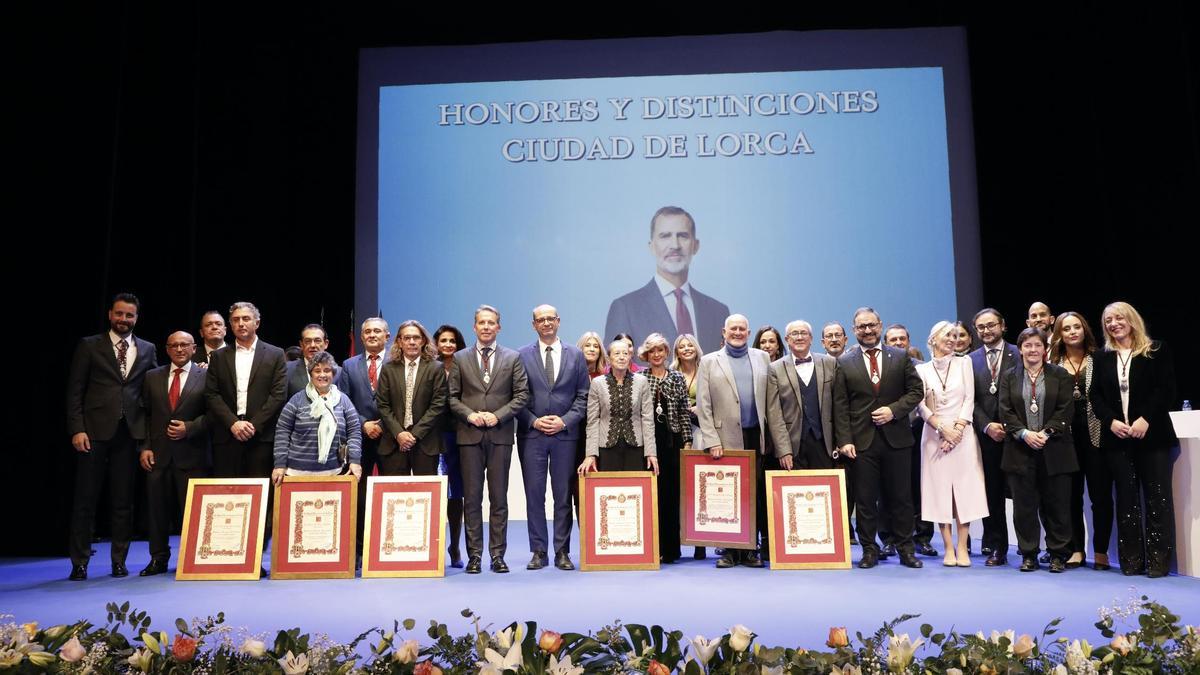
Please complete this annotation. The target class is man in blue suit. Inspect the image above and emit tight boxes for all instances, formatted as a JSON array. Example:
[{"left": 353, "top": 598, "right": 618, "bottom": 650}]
[
  {"left": 604, "top": 206, "right": 730, "bottom": 354},
  {"left": 517, "top": 304, "right": 590, "bottom": 571},
  {"left": 336, "top": 317, "right": 390, "bottom": 557}
]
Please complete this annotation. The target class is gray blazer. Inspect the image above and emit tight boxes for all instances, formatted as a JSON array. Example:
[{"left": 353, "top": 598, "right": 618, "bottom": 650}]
[
  {"left": 696, "top": 348, "right": 771, "bottom": 453},
  {"left": 447, "top": 344, "right": 530, "bottom": 445},
  {"left": 585, "top": 373, "right": 657, "bottom": 458},
  {"left": 766, "top": 353, "right": 837, "bottom": 459}
]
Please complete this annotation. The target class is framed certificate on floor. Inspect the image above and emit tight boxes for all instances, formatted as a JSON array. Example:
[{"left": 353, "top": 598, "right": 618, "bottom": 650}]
[
  {"left": 765, "top": 469, "right": 852, "bottom": 569},
  {"left": 361, "top": 476, "right": 447, "bottom": 578},
  {"left": 176, "top": 478, "right": 270, "bottom": 581},
  {"left": 270, "top": 475, "right": 358, "bottom": 579},
  {"left": 579, "top": 471, "right": 659, "bottom": 571},
  {"left": 681, "top": 449, "right": 757, "bottom": 549}
]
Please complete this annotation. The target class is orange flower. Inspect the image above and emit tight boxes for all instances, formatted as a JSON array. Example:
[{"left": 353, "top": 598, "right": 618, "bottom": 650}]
[
  {"left": 539, "top": 630, "right": 564, "bottom": 653},
  {"left": 826, "top": 627, "right": 849, "bottom": 648},
  {"left": 414, "top": 660, "right": 444, "bottom": 675},
  {"left": 648, "top": 659, "right": 670, "bottom": 675},
  {"left": 171, "top": 635, "right": 198, "bottom": 662}
]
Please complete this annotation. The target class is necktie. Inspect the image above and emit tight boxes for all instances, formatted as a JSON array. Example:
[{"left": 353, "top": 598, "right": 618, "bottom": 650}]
[
  {"left": 481, "top": 347, "right": 493, "bottom": 384},
  {"left": 867, "top": 348, "right": 881, "bottom": 394},
  {"left": 404, "top": 360, "right": 417, "bottom": 426},
  {"left": 117, "top": 339, "right": 129, "bottom": 379},
  {"left": 986, "top": 349, "right": 1000, "bottom": 378},
  {"left": 794, "top": 356, "right": 812, "bottom": 365},
  {"left": 368, "top": 355, "right": 379, "bottom": 391},
  {"left": 544, "top": 345, "right": 555, "bottom": 385},
  {"left": 673, "top": 288, "right": 694, "bottom": 336},
  {"left": 168, "top": 367, "right": 183, "bottom": 411}
]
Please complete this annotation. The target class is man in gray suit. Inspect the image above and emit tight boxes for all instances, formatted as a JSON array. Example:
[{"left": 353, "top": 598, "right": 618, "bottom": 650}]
[
  {"left": 833, "top": 307, "right": 925, "bottom": 569},
  {"left": 766, "top": 320, "right": 837, "bottom": 471},
  {"left": 448, "top": 305, "right": 530, "bottom": 574},
  {"left": 696, "top": 313, "right": 771, "bottom": 568}
]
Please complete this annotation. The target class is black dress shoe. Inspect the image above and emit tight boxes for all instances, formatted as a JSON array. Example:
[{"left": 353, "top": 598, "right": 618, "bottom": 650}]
[
  {"left": 742, "top": 551, "right": 765, "bottom": 568},
  {"left": 1019, "top": 556, "right": 1038, "bottom": 572},
  {"left": 527, "top": 551, "right": 548, "bottom": 570},
  {"left": 899, "top": 552, "right": 923, "bottom": 569},
  {"left": 111, "top": 562, "right": 129, "bottom": 578},
  {"left": 915, "top": 542, "right": 938, "bottom": 557},
  {"left": 1122, "top": 566, "right": 1145, "bottom": 576},
  {"left": 985, "top": 551, "right": 1008, "bottom": 567},
  {"left": 68, "top": 564, "right": 88, "bottom": 581},
  {"left": 981, "top": 546, "right": 994, "bottom": 557},
  {"left": 1147, "top": 567, "right": 1169, "bottom": 579},
  {"left": 260, "top": 567, "right": 269, "bottom": 579},
  {"left": 490, "top": 556, "right": 509, "bottom": 573},
  {"left": 1048, "top": 557, "right": 1066, "bottom": 573},
  {"left": 858, "top": 550, "right": 879, "bottom": 569},
  {"left": 1039, "top": 551, "right": 1051, "bottom": 564},
  {"left": 880, "top": 543, "right": 896, "bottom": 559},
  {"left": 465, "top": 555, "right": 482, "bottom": 574},
  {"left": 716, "top": 552, "right": 738, "bottom": 568},
  {"left": 554, "top": 551, "right": 575, "bottom": 571},
  {"left": 139, "top": 559, "right": 169, "bottom": 577}
]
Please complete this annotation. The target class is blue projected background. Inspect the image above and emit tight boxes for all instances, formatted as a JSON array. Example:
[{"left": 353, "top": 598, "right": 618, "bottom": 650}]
[{"left": 359, "top": 31, "right": 980, "bottom": 352}]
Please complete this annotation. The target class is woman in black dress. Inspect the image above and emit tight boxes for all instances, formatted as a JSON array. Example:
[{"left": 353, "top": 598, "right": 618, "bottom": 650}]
[{"left": 639, "top": 332, "right": 693, "bottom": 563}]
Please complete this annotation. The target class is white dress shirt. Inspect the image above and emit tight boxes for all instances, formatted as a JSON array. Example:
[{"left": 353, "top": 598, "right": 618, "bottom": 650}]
[
  {"left": 537, "top": 339, "right": 562, "bottom": 383},
  {"left": 792, "top": 352, "right": 815, "bottom": 386},
  {"left": 234, "top": 338, "right": 258, "bottom": 415}
]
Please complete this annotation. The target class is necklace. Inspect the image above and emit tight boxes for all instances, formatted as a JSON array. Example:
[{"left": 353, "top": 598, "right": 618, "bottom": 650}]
[
  {"left": 1064, "top": 353, "right": 1086, "bottom": 400},
  {"left": 932, "top": 358, "right": 952, "bottom": 405},
  {"left": 1026, "top": 366, "right": 1043, "bottom": 414},
  {"left": 1117, "top": 349, "right": 1132, "bottom": 393}
]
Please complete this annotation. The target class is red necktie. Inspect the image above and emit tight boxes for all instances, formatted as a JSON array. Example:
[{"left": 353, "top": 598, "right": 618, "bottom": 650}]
[
  {"left": 168, "top": 367, "right": 183, "bottom": 411},
  {"left": 674, "top": 288, "right": 694, "bottom": 337},
  {"left": 368, "top": 355, "right": 379, "bottom": 391},
  {"left": 867, "top": 348, "right": 881, "bottom": 394}
]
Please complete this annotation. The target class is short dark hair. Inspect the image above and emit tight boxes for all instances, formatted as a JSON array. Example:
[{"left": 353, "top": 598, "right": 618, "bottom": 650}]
[
  {"left": 112, "top": 292, "right": 140, "bottom": 310},
  {"left": 201, "top": 310, "right": 223, "bottom": 322},
  {"left": 972, "top": 307, "right": 1005, "bottom": 330},
  {"left": 649, "top": 206, "right": 696, "bottom": 238},
  {"left": 885, "top": 323, "right": 910, "bottom": 339},
  {"left": 433, "top": 325, "right": 466, "bottom": 361},
  {"left": 1016, "top": 326, "right": 1048, "bottom": 348},
  {"left": 307, "top": 351, "right": 337, "bottom": 373},
  {"left": 300, "top": 323, "right": 327, "bottom": 340}
]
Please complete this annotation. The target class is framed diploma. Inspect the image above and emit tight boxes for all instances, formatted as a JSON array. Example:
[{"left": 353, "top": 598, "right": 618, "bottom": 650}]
[
  {"left": 578, "top": 471, "right": 659, "bottom": 571},
  {"left": 270, "top": 475, "right": 358, "bottom": 579},
  {"left": 765, "top": 469, "right": 852, "bottom": 569},
  {"left": 176, "top": 478, "right": 270, "bottom": 581},
  {"left": 361, "top": 475, "right": 447, "bottom": 578},
  {"left": 680, "top": 449, "right": 757, "bottom": 549}
]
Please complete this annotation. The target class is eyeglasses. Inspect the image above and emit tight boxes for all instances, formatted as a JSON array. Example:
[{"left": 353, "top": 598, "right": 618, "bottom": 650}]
[
  {"left": 975, "top": 321, "right": 1000, "bottom": 332},
  {"left": 853, "top": 322, "right": 879, "bottom": 331},
  {"left": 300, "top": 338, "right": 326, "bottom": 346},
  {"left": 166, "top": 342, "right": 195, "bottom": 350},
  {"left": 534, "top": 317, "right": 559, "bottom": 324},
  {"left": 786, "top": 330, "right": 812, "bottom": 338}
]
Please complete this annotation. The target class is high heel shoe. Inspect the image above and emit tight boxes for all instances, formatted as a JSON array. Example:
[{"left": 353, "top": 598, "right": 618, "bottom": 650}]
[
  {"left": 956, "top": 546, "right": 971, "bottom": 567},
  {"left": 943, "top": 551, "right": 957, "bottom": 567}
]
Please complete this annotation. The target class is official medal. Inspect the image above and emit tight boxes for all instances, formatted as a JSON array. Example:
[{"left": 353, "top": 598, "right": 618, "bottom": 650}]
[
  {"left": 1029, "top": 400, "right": 1039, "bottom": 414},
  {"left": 1072, "top": 386, "right": 1082, "bottom": 400},
  {"left": 989, "top": 382, "right": 997, "bottom": 395}
]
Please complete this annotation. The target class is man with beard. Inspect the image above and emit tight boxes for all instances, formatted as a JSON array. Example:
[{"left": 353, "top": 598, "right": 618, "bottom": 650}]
[
  {"left": 822, "top": 322, "right": 848, "bottom": 358},
  {"left": 970, "top": 308, "right": 1020, "bottom": 566}
]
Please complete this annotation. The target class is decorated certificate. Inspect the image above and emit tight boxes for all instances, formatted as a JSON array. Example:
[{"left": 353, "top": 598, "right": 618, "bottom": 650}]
[
  {"left": 594, "top": 486, "right": 644, "bottom": 555},
  {"left": 781, "top": 485, "right": 835, "bottom": 555},
  {"left": 362, "top": 476, "right": 447, "bottom": 577},
  {"left": 680, "top": 449, "right": 757, "bottom": 549},
  {"left": 579, "top": 471, "right": 659, "bottom": 571},
  {"left": 287, "top": 491, "right": 342, "bottom": 563},
  {"left": 195, "top": 494, "right": 252, "bottom": 564},
  {"left": 694, "top": 464, "right": 741, "bottom": 532},
  {"left": 271, "top": 476, "right": 357, "bottom": 579},
  {"left": 765, "top": 470, "right": 851, "bottom": 569},
  {"left": 380, "top": 493, "right": 432, "bottom": 562},
  {"left": 177, "top": 478, "right": 269, "bottom": 581}
]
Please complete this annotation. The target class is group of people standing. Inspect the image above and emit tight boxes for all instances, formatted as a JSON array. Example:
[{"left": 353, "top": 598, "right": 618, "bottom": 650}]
[{"left": 66, "top": 294, "right": 1178, "bottom": 580}]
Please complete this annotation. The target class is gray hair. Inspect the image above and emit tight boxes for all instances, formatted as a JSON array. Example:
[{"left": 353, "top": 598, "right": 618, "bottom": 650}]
[
  {"left": 307, "top": 351, "right": 337, "bottom": 374},
  {"left": 475, "top": 304, "right": 501, "bottom": 322},
  {"left": 229, "top": 301, "right": 261, "bottom": 321}
]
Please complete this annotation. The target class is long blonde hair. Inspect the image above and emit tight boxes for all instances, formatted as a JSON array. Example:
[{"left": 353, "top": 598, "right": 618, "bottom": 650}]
[
  {"left": 670, "top": 333, "right": 704, "bottom": 371},
  {"left": 1101, "top": 301, "right": 1156, "bottom": 358},
  {"left": 576, "top": 331, "right": 608, "bottom": 374}
]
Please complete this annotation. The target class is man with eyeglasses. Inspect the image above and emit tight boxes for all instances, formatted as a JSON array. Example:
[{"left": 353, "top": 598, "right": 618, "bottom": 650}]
[
  {"left": 516, "top": 304, "right": 590, "bottom": 571},
  {"left": 833, "top": 307, "right": 924, "bottom": 569},
  {"left": 767, "top": 320, "right": 838, "bottom": 471},
  {"left": 286, "top": 324, "right": 341, "bottom": 398},
  {"left": 969, "top": 307, "right": 1020, "bottom": 567},
  {"left": 821, "top": 322, "right": 849, "bottom": 358},
  {"left": 138, "top": 331, "right": 210, "bottom": 576}
]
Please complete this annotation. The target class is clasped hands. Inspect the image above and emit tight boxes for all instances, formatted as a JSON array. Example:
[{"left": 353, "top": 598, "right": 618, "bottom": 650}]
[
  {"left": 1110, "top": 417, "right": 1149, "bottom": 440},
  {"left": 467, "top": 411, "right": 500, "bottom": 428}
]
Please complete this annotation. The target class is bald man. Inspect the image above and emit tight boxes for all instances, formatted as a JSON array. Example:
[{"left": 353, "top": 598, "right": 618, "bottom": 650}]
[{"left": 1026, "top": 302, "right": 1055, "bottom": 331}]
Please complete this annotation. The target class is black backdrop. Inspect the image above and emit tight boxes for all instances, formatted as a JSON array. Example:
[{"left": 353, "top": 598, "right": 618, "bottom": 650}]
[{"left": 14, "top": 6, "right": 1196, "bottom": 555}]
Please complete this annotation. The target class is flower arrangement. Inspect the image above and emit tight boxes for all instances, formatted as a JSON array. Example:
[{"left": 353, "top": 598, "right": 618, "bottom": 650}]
[{"left": 1, "top": 596, "right": 1195, "bottom": 673}]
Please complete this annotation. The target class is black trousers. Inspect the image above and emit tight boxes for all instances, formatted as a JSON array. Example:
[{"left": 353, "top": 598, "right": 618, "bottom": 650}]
[
  {"left": 978, "top": 433, "right": 1010, "bottom": 553},
  {"left": 655, "top": 425, "right": 684, "bottom": 562},
  {"left": 1007, "top": 461, "right": 1072, "bottom": 559},
  {"left": 835, "top": 454, "right": 856, "bottom": 540},
  {"left": 378, "top": 447, "right": 440, "bottom": 476},
  {"left": 460, "top": 438, "right": 512, "bottom": 558},
  {"left": 145, "top": 459, "right": 208, "bottom": 561},
  {"left": 212, "top": 436, "right": 275, "bottom": 539},
  {"left": 909, "top": 418, "right": 934, "bottom": 545},
  {"left": 69, "top": 420, "right": 138, "bottom": 566},
  {"left": 852, "top": 433, "right": 915, "bottom": 555},
  {"left": 355, "top": 436, "right": 380, "bottom": 554},
  {"left": 598, "top": 441, "right": 645, "bottom": 472},
  {"left": 798, "top": 431, "right": 833, "bottom": 470},
  {"left": 1068, "top": 425, "right": 1115, "bottom": 556},
  {"left": 1105, "top": 440, "right": 1176, "bottom": 572}
]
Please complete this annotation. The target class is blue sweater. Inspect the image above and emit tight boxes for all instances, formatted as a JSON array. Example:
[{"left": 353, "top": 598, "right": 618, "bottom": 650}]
[{"left": 273, "top": 389, "right": 363, "bottom": 471}]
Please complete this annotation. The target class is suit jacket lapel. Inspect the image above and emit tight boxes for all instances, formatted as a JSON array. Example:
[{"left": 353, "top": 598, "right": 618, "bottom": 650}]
[
  {"left": 784, "top": 359, "right": 802, "bottom": 413},
  {"left": 848, "top": 345, "right": 870, "bottom": 384},
  {"left": 248, "top": 343, "right": 265, "bottom": 388},
  {"left": 715, "top": 351, "right": 737, "bottom": 402}
]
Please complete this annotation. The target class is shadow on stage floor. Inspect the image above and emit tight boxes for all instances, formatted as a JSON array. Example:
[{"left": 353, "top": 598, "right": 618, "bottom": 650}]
[{"left": 4, "top": 524, "right": 1197, "bottom": 649}]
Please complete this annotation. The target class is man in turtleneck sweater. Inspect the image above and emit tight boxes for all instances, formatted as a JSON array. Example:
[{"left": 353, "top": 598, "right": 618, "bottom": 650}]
[{"left": 696, "top": 314, "right": 771, "bottom": 568}]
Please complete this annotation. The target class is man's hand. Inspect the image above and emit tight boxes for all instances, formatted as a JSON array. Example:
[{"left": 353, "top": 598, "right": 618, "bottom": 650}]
[
  {"left": 985, "top": 422, "right": 1006, "bottom": 442},
  {"left": 231, "top": 420, "right": 256, "bottom": 442},
  {"left": 708, "top": 445, "right": 724, "bottom": 460},
  {"left": 397, "top": 431, "right": 417, "bottom": 450},
  {"left": 535, "top": 416, "right": 565, "bottom": 434},
  {"left": 839, "top": 444, "right": 857, "bottom": 459},
  {"left": 363, "top": 420, "right": 383, "bottom": 440},
  {"left": 467, "top": 412, "right": 487, "bottom": 428},
  {"left": 870, "top": 406, "right": 894, "bottom": 425},
  {"left": 139, "top": 450, "right": 155, "bottom": 471},
  {"left": 194, "top": 361, "right": 209, "bottom": 370},
  {"left": 779, "top": 454, "right": 794, "bottom": 470},
  {"left": 71, "top": 432, "right": 91, "bottom": 453},
  {"left": 166, "top": 420, "right": 188, "bottom": 440},
  {"left": 481, "top": 412, "right": 499, "bottom": 427}
]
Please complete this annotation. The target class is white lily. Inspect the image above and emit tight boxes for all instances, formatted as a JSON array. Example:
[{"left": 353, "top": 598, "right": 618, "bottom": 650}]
[
  {"left": 885, "top": 634, "right": 923, "bottom": 673},
  {"left": 477, "top": 641, "right": 523, "bottom": 675},
  {"left": 494, "top": 626, "right": 519, "bottom": 650},
  {"left": 691, "top": 635, "right": 720, "bottom": 666},
  {"left": 278, "top": 650, "right": 309, "bottom": 674},
  {"left": 126, "top": 648, "right": 153, "bottom": 672},
  {"left": 990, "top": 629, "right": 1016, "bottom": 653},
  {"left": 828, "top": 665, "right": 862, "bottom": 675},
  {"left": 547, "top": 653, "right": 584, "bottom": 675}
]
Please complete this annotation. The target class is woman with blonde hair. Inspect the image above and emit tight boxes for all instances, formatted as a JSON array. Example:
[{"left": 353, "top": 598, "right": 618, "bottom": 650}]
[
  {"left": 1090, "top": 301, "right": 1177, "bottom": 577},
  {"left": 640, "top": 332, "right": 693, "bottom": 563},
  {"left": 915, "top": 321, "right": 987, "bottom": 567},
  {"left": 577, "top": 331, "right": 608, "bottom": 378}
]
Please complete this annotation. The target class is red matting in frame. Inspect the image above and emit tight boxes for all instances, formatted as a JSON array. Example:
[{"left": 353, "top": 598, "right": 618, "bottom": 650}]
[
  {"left": 579, "top": 471, "right": 659, "bottom": 571},
  {"left": 271, "top": 475, "right": 357, "bottom": 579},
  {"left": 680, "top": 449, "right": 757, "bottom": 549},
  {"left": 361, "top": 476, "right": 447, "bottom": 578},
  {"left": 765, "top": 469, "right": 852, "bottom": 569},
  {"left": 176, "top": 478, "right": 269, "bottom": 581}
]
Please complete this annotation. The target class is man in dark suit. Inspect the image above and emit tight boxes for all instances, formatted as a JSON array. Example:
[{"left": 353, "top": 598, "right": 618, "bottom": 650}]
[
  {"left": 970, "top": 307, "right": 1020, "bottom": 566},
  {"left": 832, "top": 307, "right": 924, "bottom": 569},
  {"left": 766, "top": 320, "right": 837, "bottom": 471},
  {"left": 286, "top": 323, "right": 339, "bottom": 398},
  {"left": 605, "top": 206, "right": 730, "bottom": 354},
  {"left": 66, "top": 292, "right": 158, "bottom": 580},
  {"left": 377, "top": 320, "right": 447, "bottom": 476},
  {"left": 516, "top": 304, "right": 589, "bottom": 571},
  {"left": 138, "top": 331, "right": 209, "bottom": 576},
  {"left": 448, "top": 305, "right": 530, "bottom": 574},
  {"left": 192, "top": 310, "right": 229, "bottom": 366},
  {"left": 335, "top": 317, "right": 390, "bottom": 554},
  {"left": 204, "top": 301, "right": 287, "bottom": 484}
]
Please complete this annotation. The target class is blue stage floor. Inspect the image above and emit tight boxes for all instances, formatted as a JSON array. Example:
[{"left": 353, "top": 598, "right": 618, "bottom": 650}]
[{"left": 4, "top": 527, "right": 1198, "bottom": 650}]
